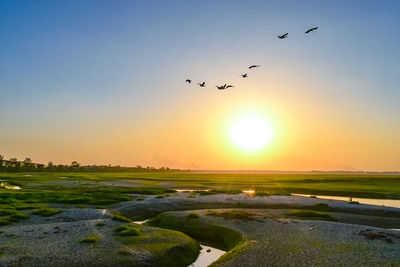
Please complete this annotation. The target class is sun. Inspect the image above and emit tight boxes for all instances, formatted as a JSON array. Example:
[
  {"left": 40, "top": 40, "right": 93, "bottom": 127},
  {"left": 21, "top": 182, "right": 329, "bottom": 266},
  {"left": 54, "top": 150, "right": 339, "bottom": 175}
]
[{"left": 229, "top": 114, "right": 273, "bottom": 152}]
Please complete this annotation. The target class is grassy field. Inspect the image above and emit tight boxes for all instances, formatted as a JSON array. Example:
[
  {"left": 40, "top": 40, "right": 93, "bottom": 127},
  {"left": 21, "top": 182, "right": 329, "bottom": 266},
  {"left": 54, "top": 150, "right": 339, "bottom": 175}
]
[{"left": 0, "top": 171, "right": 399, "bottom": 200}]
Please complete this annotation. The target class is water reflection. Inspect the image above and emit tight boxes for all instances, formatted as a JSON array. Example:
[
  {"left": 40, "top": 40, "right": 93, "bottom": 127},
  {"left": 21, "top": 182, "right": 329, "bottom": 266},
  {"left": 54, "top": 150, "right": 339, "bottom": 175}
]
[
  {"left": 133, "top": 220, "right": 149, "bottom": 225},
  {"left": 242, "top": 189, "right": 255, "bottom": 194},
  {"left": 0, "top": 181, "right": 21, "bottom": 190},
  {"left": 293, "top": 194, "right": 400, "bottom": 209},
  {"left": 189, "top": 245, "right": 225, "bottom": 267}
]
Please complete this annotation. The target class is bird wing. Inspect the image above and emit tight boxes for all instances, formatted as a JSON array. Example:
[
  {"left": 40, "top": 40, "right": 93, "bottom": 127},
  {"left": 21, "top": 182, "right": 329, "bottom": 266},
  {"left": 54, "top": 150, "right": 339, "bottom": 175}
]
[{"left": 306, "top": 27, "right": 318, "bottom": 33}]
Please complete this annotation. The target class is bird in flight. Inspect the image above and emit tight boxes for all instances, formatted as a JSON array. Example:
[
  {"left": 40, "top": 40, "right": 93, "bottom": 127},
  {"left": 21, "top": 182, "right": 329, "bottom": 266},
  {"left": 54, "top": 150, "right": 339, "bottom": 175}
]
[
  {"left": 277, "top": 33, "right": 288, "bottom": 39},
  {"left": 305, "top": 27, "right": 318, "bottom": 34},
  {"left": 216, "top": 84, "right": 227, "bottom": 90},
  {"left": 241, "top": 73, "right": 248, "bottom": 78},
  {"left": 198, "top": 82, "right": 206, "bottom": 87},
  {"left": 185, "top": 79, "right": 191, "bottom": 84},
  {"left": 249, "top": 65, "right": 260, "bottom": 69}
]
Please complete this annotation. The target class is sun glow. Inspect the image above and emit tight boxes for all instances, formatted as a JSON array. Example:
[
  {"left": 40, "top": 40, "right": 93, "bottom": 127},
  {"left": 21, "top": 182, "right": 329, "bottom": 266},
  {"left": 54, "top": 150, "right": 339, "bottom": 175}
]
[{"left": 229, "top": 114, "right": 273, "bottom": 152}]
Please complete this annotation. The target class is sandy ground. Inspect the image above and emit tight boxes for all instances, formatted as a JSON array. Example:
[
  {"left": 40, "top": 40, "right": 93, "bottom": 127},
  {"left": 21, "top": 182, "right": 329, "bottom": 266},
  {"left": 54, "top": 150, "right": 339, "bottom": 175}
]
[
  {"left": 1, "top": 193, "right": 400, "bottom": 266},
  {"left": 0, "top": 207, "right": 197, "bottom": 266},
  {"left": 113, "top": 193, "right": 400, "bottom": 228},
  {"left": 153, "top": 209, "right": 400, "bottom": 267}
]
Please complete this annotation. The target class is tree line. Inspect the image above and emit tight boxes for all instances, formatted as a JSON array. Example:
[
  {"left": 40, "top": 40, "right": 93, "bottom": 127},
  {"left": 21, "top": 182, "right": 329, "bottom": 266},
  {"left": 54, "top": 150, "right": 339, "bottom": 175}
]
[{"left": 0, "top": 155, "right": 174, "bottom": 172}]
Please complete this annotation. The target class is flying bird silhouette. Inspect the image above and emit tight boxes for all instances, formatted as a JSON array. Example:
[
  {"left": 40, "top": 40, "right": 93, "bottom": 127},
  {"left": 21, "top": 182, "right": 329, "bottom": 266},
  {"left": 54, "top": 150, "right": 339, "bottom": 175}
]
[
  {"left": 305, "top": 27, "right": 318, "bottom": 34},
  {"left": 249, "top": 65, "right": 260, "bottom": 69},
  {"left": 241, "top": 73, "right": 248, "bottom": 78},
  {"left": 198, "top": 82, "right": 206, "bottom": 87},
  {"left": 277, "top": 33, "right": 288, "bottom": 39},
  {"left": 185, "top": 79, "right": 191, "bottom": 84},
  {"left": 216, "top": 84, "right": 227, "bottom": 90}
]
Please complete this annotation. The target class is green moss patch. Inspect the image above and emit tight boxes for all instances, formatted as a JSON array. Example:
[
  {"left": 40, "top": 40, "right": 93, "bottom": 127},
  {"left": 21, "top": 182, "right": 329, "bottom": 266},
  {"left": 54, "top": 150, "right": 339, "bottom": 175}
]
[
  {"left": 112, "top": 213, "right": 132, "bottom": 222},
  {"left": 32, "top": 207, "right": 61, "bottom": 217},
  {"left": 206, "top": 210, "right": 260, "bottom": 221},
  {"left": 114, "top": 224, "right": 142, "bottom": 236},
  {"left": 186, "top": 212, "right": 200, "bottom": 220},
  {"left": 95, "top": 221, "right": 105, "bottom": 227},
  {"left": 0, "top": 208, "right": 17, "bottom": 216},
  {"left": 8, "top": 212, "right": 29, "bottom": 222},
  {"left": 285, "top": 210, "right": 337, "bottom": 221},
  {"left": 308, "top": 203, "right": 333, "bottom": 211},
  {"left": 0, "top": 218, "right": 11, "bottom": 226},
  {"left": 80, "top": 233, "right": 100, "bottom": 243},
  {"left": 147, "top": 212, "right": 244, "bottom": 251}
]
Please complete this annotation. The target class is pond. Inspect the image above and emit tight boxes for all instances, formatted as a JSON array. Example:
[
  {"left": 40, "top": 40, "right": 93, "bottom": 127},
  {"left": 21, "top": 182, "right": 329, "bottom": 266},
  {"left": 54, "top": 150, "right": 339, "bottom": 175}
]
[
  {"left": 0, "top": 181, "right": 21, "bottom": 190},
  {"left": 189, "top": 245, "right": 225, "bottom": 267}
]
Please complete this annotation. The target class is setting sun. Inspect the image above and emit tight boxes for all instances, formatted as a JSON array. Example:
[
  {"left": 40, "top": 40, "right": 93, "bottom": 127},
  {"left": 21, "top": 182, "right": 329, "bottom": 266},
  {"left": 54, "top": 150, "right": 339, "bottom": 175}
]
[{"left": 229, "top": 114, "right": 273, "bottom": 152}]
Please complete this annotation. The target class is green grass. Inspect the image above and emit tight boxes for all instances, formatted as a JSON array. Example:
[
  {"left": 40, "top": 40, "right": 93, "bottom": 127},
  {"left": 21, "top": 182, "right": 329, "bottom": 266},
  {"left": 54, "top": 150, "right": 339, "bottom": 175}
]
[
  {"left": 285, "top": 210, "right": 338, "bottom": 221},
  {"left": 113, "top": 223, "right": 200, "bottom": 267},
  {"left": 206, "top": 210, "right": 260, "bottom": 221},
  {"left": 114, "top": 224, "right": 142, "bottom": 236},
  {"left": 0, "top": 218, "right": 11, "bottom": 226},
  {"left": 8, "top": 212, "right": 29, "bottom": 221},
  {"left": 0, "top": 212, "right": 30, "bottom": 226},
  {"left": 80, "top": 233, "right": 100, "bottom": 243},
  {"left": 32, "top": 207, "right": 61, "bottom": 217},
  {"left": 0, "top": 172, "right": 398, "bottom": 200},
  {"left": 306, "top": 203, "right": 333, "bottom": 211},
  {"left": 0, "top": 208, "right": 17, "bottom": 216},
  {"left": 112, "top": 213, "right": 132, "bottom": 222},
  {"left": 96, "top": 221, "right": 105, "bottom": 226},
  {"left": 188, "top": 192, "right": 197, "bottom": 198},
  {"left": 130, "top": 229, "right": 200, "bottom": 267},
  {"left": 147, "top": 212, "right": 244, "bottom": 251},
  {"left": 186, "top": 212, "right": 200, "bottom": 220}
]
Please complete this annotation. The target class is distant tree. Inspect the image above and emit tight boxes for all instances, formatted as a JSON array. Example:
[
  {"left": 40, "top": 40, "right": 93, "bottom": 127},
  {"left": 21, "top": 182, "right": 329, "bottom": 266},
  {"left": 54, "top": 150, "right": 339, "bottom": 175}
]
[
  {"left": 23, "top": 158, "right": 35, "bottom": 171},
  {"left": 0, "top": 154, "right": 175, "bottom": 172},
  {"left": 23, "top": 158, "right": 32, "bottom": 165},
  {"left": 36, "top": 164, "right": 45, "bottom": 171},
  {"left": 70, "top": 161, "right": 81, "bottom": 170},
  {"left": 9, "top": 158, "right": 21, "bottom": 171}
]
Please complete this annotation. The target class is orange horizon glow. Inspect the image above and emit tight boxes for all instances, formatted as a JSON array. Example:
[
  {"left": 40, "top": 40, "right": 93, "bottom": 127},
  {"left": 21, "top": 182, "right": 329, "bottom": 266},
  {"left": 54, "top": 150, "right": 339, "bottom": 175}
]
[{"left": 2, "top": 84, "right": 399, "bottom": 172}]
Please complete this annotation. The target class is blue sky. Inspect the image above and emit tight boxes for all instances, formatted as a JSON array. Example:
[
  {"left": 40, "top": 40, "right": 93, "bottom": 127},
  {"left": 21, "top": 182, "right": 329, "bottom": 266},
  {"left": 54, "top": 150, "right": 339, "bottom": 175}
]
[{"left": 1, "top": 0, "right": 399, "bottom": 170}]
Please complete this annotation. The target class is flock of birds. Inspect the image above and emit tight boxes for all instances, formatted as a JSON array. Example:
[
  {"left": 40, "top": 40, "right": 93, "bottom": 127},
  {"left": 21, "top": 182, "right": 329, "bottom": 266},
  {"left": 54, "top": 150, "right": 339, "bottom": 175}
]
[{"left": 185, "top": 26, "right": 318, "bottom": 90}]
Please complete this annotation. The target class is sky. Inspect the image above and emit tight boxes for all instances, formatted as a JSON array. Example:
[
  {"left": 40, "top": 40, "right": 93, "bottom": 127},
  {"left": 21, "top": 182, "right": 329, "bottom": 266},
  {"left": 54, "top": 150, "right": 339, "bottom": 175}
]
[{"left": 0, "top": 0, "right": 399, "bottom": 171}]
